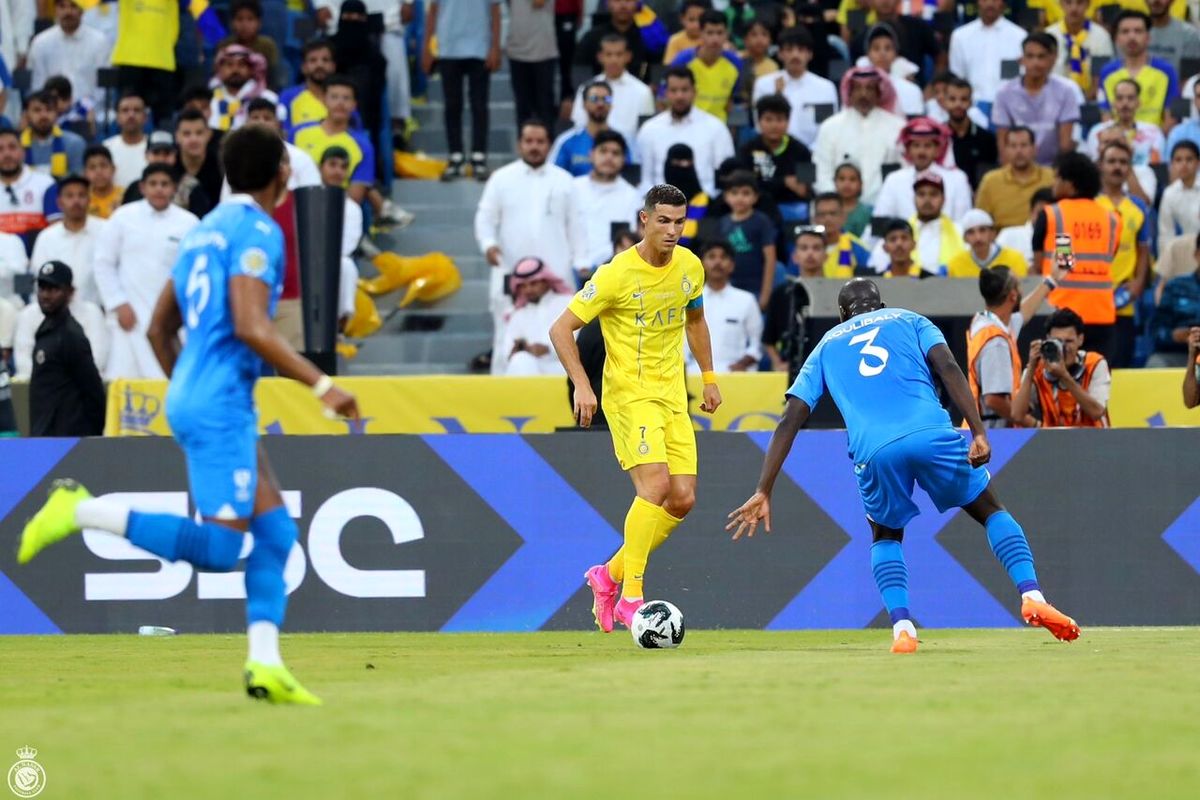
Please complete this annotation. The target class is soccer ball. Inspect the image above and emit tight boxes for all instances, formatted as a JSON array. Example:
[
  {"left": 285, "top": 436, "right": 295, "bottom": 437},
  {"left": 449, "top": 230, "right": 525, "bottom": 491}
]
[{"left": 630, "top": 600, "right": 685, "bottom": 649}]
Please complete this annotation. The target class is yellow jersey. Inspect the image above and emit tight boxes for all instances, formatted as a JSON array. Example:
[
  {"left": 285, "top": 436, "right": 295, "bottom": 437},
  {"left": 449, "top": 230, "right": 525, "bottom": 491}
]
[
  {"left": 88, "top": 185, "right": 124, "bottom": 220},
  {"left": 568, "top": 245, "right": 705, "bottom": 414},
  {"left": 111, "top": 0, "right": 179, "bottom": 72},
  {"left": 671, "top": 49, "right": 744, "bottom": 122},
  {"left": 948, "top": 245, "right": 1030, "bottom": 278},
  {"left": 1096, "top": 193, "right": 1150, "bottom": 317}
]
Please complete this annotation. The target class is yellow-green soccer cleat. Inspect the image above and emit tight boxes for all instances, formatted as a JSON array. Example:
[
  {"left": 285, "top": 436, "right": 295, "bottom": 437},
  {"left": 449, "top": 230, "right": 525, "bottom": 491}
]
[
  {"left": 244, "top": 661, "right": 323, "bottom": 706},
  {"left": 17, "top": 479, "right": 92, "bottom": 565}
]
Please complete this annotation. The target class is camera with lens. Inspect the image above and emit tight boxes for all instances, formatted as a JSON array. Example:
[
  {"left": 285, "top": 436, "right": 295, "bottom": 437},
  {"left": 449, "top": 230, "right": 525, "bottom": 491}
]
[{"left": 1040, "top": 338, "right": 1065, "bottom": 364}]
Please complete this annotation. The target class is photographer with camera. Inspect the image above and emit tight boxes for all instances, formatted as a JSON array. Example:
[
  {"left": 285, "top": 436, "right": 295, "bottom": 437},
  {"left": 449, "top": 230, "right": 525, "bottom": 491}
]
[{"left": 1012, "top": 308, "right": 1111, "bottom": 427}]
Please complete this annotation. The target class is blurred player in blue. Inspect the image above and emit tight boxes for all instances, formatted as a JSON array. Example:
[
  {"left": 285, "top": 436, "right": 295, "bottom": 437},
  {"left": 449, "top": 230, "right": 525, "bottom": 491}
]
[
  {"left": 18, "top": 125, "right": 359, "bottom": 703},
  {"left": 727, "top": 278, "right": 1080, "bottom": 653}
]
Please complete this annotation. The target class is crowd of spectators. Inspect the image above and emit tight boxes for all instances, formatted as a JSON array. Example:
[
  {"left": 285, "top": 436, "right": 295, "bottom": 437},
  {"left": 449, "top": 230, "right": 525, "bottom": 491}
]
[{"left": 466, "top": 0, "right": 1200, "bottom": 429}]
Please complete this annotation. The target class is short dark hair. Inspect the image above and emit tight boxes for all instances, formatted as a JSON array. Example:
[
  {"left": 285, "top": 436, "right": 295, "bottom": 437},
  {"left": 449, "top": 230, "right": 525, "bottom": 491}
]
[
  {"left": 777, "top": 25, "right": 814, "bottom": 51},
  {"left": 746, "top": 19, "right": 773, "bottom": 38},
  {"left": 979, "top": 266, "right": 1016, "bottom": 307},
  {"left": 83, "top": 144, "right": 113, "bottom": 165},
  {"left": 117, "top": 90, "right": 146, "bottom": 108},
  {"left": 179, "top": 84, "right": 213, "bottom": 106},
  {"left": 813, "top": 191, "right": 842, "bottom": 209},
  {"left": 664, "top": 65, "right": 695, "bottom": 85},
  {"left": 1046, "top": 307, "right": 1085, "bottom": 336},
  {"left": 221, "top": 124, "right": 285, "bottom": 192},
  {"left": 1053, "top": 151, "right": 1101, "bottom": 199},
  {"left": 320, "top": 145, "right": 350, "bottom": 164},
  {"left": 324, "top": 74, "right": 357, "bottom": 98},
  {"left": 700, "top": 239, "right": 734, "bottom": 259},
  {"left": 1172, "top": 140, "right": 1200, "bottom": 160},
  {"left": 724, "top": 169, "right": 758, "bottom": 192},
  {"left": 231, "top": 0, "right": 262, "bottom": 18},
  {"left": 57, "top": 174, "right": 89, "bottom": 193},
  {"left": 1007, "top": 125, "right": 1036, "bottom": 146},
  {"left": 599, "top": 33, "right": 628, "bottom": 50},
  {"left": 174, "top": 107, "right": 208, "bottom": 130},
  {"left": 24, "top": 90, "right": 54, "bottom": 110},
  {"left": 0, "top": 129, "right": 20, "bottom": 147},
  {"left": 592, "top": 129, "right": 628, "bottom": 155},
  {"left": 302, "top": 39, "right": 335, "bottom": 60},
  {"left": 1030, "top": 187, "right": 1054, "bottom": 208},
  {"left": 643, "top": 184, "right": 688, "bottom": 211},
  {"left": 1114, "top": 9, "right": 1151, "bottom": 31},
  {"left": 945, "top": 76, "right": 972, "bottom": 94},
  {"left": 681, "top": 0, "right": 711, "bottom": 12},
  {"left": 884, "top": 218, "right": 913, "bottom": 238},
  {"left": 245, "top": 97, "right": 278, "bottom": 116},
  {"left": 928, "top": 71, "right": 956, "bottom": 87},
  {"left": 43, "top": 75, "right": 72, "bottom": 100},
  {"left": 700, "top": 9, "right": 726, "bottom": 28},
  {"left": 518, "top": 118, "right": 552, "bottom": 140},
  {"left": 583, "top": 79, "right": 613, "bottom": 97},
  {"left": 140, "top": 163, "right": 177, "bottom": 184},
  {"left": 1114, "top": 77, "right": 1141, "bottom": 97},
  {"left": 755, "top": 93, "right": 792, "bottom": 119},
  {"left": 1022, "top": 32, "right": 1057, "bottom": 54}
]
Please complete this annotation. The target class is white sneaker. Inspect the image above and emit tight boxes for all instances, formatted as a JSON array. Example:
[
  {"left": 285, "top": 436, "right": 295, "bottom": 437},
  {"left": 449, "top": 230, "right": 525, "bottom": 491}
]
[{"left": 378, "top": 199, "right": 415, "bottom": 229}]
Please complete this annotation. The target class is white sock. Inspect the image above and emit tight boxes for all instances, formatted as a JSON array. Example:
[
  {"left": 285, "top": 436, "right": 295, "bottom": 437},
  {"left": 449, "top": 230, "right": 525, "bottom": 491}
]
[
  {"left": 1022, "top": 589, "right": 1046, "bottom": 603},
  {"left": 892, "top": 619, "right": 917, "bottom": 640},
  {"left": 248, "top": 621, "right": 282, "bottom": 666},
  {"left": 74, "top": 498, "right": 130, "bottom": 536}
]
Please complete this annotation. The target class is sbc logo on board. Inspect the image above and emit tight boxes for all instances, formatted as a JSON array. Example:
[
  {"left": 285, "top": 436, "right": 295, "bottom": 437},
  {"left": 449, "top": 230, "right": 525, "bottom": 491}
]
[{"left": 80, "top": 487, "right": 426, "bottom": 601}]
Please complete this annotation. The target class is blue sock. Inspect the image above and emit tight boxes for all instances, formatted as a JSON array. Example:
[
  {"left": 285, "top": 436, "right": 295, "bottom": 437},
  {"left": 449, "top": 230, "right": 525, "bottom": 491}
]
[
  {"left": 245, "top": 506, "right": 298, "bottom": 627},
  {"left": 870, "top": 540, "right": 911, "bottom": 623},
  {"left": 127, "top": 512, "right": 244, "bottom": 572},
  {"left": 986, "top": 511, "right": 1040, "bottom": 595}
]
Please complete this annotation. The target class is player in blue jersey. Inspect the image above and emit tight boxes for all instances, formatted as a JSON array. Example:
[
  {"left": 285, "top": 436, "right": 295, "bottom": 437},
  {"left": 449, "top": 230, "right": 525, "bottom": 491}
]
[
  {"left": 727, "top": 278, "right": 1080, "bottom": 653},
  {"left": 18, "top": 125, "right": 359, "bottom": 703}
]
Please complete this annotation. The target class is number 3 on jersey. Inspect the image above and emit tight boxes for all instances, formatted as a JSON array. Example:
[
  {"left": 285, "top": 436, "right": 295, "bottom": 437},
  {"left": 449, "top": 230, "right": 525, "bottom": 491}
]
[
  {"left": 185, "top": 253, "right": 211, "bottom": 329},
  {"left": 849, "top": 327, "right": 889, "bottom": 377}
]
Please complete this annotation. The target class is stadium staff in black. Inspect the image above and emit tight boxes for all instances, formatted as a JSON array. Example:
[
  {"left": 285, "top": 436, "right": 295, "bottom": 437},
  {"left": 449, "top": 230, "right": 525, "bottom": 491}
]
[{"left": 29, "top": 261, "right": 106, "bottom": 437}]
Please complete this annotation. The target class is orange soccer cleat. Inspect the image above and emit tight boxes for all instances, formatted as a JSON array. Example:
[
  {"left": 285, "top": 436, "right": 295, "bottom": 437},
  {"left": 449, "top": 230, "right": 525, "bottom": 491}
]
[
  {"left": 1021, "top": 598, "right": 1081, "bottom": 642},
  {"left": 890, "top": 631, "right": 919, "bottom": 654}
]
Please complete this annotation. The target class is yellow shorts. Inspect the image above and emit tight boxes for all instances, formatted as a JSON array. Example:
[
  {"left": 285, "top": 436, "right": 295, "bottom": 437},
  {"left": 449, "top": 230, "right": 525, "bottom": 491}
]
[{"left": 607, "top": 401, "right": 697, "bottom": 474}]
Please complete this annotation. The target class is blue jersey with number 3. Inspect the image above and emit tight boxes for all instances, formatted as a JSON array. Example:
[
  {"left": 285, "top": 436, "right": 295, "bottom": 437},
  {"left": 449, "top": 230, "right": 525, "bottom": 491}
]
[
  {"left": 787, "top": 308, "right": 952, "bottom": 462},
  {"left": 166, "top": 198, "right": 284, "bottom": 426}
]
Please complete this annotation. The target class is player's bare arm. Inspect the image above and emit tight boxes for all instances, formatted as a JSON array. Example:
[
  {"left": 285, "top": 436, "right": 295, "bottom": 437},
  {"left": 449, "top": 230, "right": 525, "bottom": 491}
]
[
  {"left": 147, "top": 279, "right": 183, "bottom": 377},
  {"left": 727, "top": 397, "right": 811, "bottom": 540},
  {"left": 229, "top": 275, "right": 359, "bottom": 420},
  {"left": 684, "top": 306, "right": 722, "bottom": 414},
  {"left": 926, "top": 343, "right": 990, "bottom": 467},
  {"left": 549, "top": 307, "right": 596, "bottom": 427}
]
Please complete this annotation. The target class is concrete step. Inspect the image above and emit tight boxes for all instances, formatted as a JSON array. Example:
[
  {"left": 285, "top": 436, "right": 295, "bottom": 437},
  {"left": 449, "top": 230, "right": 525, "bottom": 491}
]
[
  {"left": 346, "top": 360, "right": 473, "bottom": 376},
  {"left": 411, "top": 100, "right": 518, "bottom": 132},
  {"left": 352, "top": 331, "right": 493, "bottom": 365},
  {"left": 384, "top": 223, "right": 488, "bottom": 258},
  {"left": 409, "top": 127, "right": 514, "bottom": 155}
]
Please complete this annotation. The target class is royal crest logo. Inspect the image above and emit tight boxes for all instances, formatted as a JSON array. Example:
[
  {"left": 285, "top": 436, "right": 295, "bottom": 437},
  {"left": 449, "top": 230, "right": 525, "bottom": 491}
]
[
  {"left": 119, "top": 386, "right": 162, "bottom": 436},
  {"left": 681, "top": 274, "right": 693, "bottom": 296},
  {"left": 233, "top": 469, "right": 253, "bottom": 502},
  {"left": 581, "top": 281, "right": 597, "bottom": 301},
  {"left": 8, "top": 746, "right": 45, "bottom": 798}
]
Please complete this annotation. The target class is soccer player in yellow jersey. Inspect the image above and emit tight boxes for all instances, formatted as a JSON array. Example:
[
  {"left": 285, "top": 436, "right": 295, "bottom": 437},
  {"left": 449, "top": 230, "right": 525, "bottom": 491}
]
[{"left": 550, "top": 184, "right": 723, "bottom": 633}]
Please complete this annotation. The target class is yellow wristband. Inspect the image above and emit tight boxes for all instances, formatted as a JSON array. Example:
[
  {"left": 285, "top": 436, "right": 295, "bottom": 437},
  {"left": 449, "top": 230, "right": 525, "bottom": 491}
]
[{"left": 701, "top": 371, "right": 718, "bottom": 385}]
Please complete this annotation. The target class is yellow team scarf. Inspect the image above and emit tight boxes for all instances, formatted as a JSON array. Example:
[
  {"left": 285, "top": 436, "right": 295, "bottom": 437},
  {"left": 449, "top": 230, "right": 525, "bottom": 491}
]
[
  {"left": 908, "top": 214, "right": 963, "bottom": 276},
  {"left": 213, "top": 87, "right": 242, "bottom": 132},
  {"left": 21, "top": 126, "right": 67, "bottom": 177}
]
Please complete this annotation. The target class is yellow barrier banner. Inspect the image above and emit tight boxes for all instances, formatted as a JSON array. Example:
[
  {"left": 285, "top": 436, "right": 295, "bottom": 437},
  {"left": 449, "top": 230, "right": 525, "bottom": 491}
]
[{"left": 105, "top": 369, "right": 1199, "bottom": 436}]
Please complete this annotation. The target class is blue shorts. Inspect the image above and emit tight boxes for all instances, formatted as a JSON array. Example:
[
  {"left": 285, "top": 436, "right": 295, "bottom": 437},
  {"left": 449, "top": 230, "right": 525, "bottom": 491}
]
[
  {"left": 853, "top": 426, "right": 990, "bottom": 530},
  {"left": 169, "top": 413, "right": 259, "bottom": 520}
]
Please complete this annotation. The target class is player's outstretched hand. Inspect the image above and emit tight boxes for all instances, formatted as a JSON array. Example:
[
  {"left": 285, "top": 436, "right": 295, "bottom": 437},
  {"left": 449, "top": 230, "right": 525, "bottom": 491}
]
[
  {"left": 700, "top": 383, "right": 722, "bottom": 414},
  {"left": 726, "top": 491, "right": 771, "bottom": 540},
  {"left": 573, "top": 384, "right": 598, "bottom": 428},
  {"left": 968, "top": 433, "right": 991, "bottom": 468},
  {"left": 322, "top": 385, "right": 360, "bottom": 420}
]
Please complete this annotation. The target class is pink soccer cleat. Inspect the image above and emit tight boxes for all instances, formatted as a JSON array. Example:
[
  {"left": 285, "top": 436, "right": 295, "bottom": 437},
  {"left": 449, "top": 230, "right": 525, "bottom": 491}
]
[
  {"left": 585, "top": 565, "right": 619, "bottom": 633},
  {"left": 614, "top": 597, "right": 642, "bottom": 630}
]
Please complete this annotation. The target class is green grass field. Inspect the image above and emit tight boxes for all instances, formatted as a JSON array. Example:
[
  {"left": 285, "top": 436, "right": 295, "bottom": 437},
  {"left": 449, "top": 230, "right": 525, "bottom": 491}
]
[{"left": 2, "top": 629, "right": 1198, "bottom": 799}]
